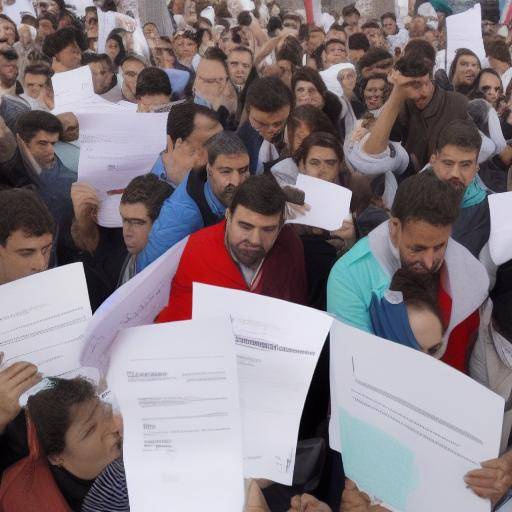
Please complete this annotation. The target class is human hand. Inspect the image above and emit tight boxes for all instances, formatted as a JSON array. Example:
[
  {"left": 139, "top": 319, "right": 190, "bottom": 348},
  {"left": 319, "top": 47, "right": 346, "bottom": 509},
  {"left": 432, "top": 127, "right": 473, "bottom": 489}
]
[
  {"left": 289, "top": 493, "right": 332, "bottom": 511},
  {"left": 286, "top": 202, "right": 311, "bottom": 221},
  {"left": 0, "top": 353, "right": 41, "bottom": 433},
  {"left": 341, "top": 480, "right": 391, "bottom": 511},
  {"left": 465, "top": 453, "right": 512, "bottom": 505},
  {"left": 71, "top": 182, "right": 100, "bottom": 226},
  {"left": 331, "top": 217, "right": 355, "bottom": 242},
  {"left": 387, "top": 69, "right": 423, "bottom": 102}
]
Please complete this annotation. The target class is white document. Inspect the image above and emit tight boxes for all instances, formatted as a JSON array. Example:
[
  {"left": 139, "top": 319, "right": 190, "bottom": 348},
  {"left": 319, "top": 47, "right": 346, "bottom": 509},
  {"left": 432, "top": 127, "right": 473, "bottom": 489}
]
[
  {"left": 77, "top": 112, "right": 167, "bottom": 227},
  {"left": 52, "top": 66, "right": 95, "bottom": 114},
  {"left": 192, "top": 283, "right": 332, "bottom": 484},
  {"left": 107, "top": 319, "right": 245, "bottom": 512},
  {"left": 80, "top": 237, "right": 188, "bottom": 375},
  {"left": 2, "top": 0, "right": 36, "bottom": 25},
  {"left": 0, "top": 263, "right": 91, "bottom": 377},
  {"left": 446, "top": 4, "right": 486, "bottom": 73},
  {"left": 489, "top": 192, "right": 512, "bottom": 266},
  {"left": 97, "top": 9, "right": 150, "bottom": 60},
  {"left": 329, "top": 319, "right": 504, "bottom": 512},
  {"left": 320, "top": 63, "right": 354, "bottom": 98},
  {"left": 497, "top": 496, "right": 512, "bottom": 512},
  {"left": 287, "top": 173, "right": 352, "bottom": 232}
]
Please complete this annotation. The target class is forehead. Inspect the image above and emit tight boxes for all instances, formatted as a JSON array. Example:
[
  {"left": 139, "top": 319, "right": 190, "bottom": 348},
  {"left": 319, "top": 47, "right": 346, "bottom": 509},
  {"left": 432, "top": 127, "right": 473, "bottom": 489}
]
[
  {"left": 122, "top": 59, "right": 145, "bottom": 72},
  {"left": 213, "top": 152, "right": 249, "bottom": 166},
  {"left": 228, "top": 50, "right": 252, "bottom": 62},
  {"left": 250, "top": 105, "right": 290, "bottom": 121},
  {"left": 197, "top": 59, "right": 226, "bottom": 75},
  {"left": 295, "top": 80, "right": 318, "bottom": 90},
  {"left": 25, "top": 73, "right": 46, "bottom": 81},
  {"left": 67, "top": 399, "right": 101, "bottom": 433},
  {"left": 32, "top": 129, "right": 59, "bottom": 141},
  {"left": 6, "top": 229, "right": 52, "bottom": 248},
  {"left": 306, "top": 145, "right": 337, "bottom": 159},
  {"left": 458, "top": 55, "right": 479, "bottom": 65},
  {"left": 401, "top": 219, "right": 451, "bottom": 244},
  {"left": 438, "top": 143, "right": 478, "bottom": 160},
  {"left": 366, "top": 78, "right": 385, "bottom": 88},
  {"left": 480, "top": 72, "right": 501, "bottom": 85},
  {"left": 120, "top": 201, "right": 150, "bottom": 218},
  {"left": 232, "top": 204, "right": 281, "bottom": 225}
]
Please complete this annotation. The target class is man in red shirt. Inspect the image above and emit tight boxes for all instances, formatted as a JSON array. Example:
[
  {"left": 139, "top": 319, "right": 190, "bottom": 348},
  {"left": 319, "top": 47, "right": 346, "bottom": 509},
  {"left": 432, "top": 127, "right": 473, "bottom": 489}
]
[{"left": 157, "top": 174, "right": 308, "bottom": 322}]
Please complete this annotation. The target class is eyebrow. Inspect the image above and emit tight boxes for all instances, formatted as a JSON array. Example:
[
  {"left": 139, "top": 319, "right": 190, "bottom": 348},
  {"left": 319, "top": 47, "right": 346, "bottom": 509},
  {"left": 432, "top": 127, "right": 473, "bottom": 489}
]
[{"left": 79, "top": 402, "right": 100, "bottom": 437}]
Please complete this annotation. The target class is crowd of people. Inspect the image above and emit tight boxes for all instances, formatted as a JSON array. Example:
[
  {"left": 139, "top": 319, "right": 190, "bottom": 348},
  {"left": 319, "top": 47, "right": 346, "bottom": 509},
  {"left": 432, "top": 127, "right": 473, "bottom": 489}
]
[{"left": 1, "top": 0, "right": 512, "bottom": 510}]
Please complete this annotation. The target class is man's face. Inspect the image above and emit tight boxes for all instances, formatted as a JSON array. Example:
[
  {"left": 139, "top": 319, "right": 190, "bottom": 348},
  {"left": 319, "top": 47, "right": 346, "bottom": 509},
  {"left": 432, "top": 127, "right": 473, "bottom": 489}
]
[
  {"left": 0, "top": 55, "right": 18, "bottom": 87},
  {"left": 173, "top": 35, "right": 197, "bottom": 61},
  {"left": 482, "top": 20, "right": 497, "bottom": 37},
  {"left": 403, "top": 73, "right": 435, "bottom": 111},
  {"left": 299, "top": 144, "right": 340, "bottom": 183},
  {"left": 430, "top": 144, "right": 479, "bottom": 192},
  {"left": 294, "top": 80, "right": 324, "bottom": 109},
  {"left": 248, "top": 105, "right": 290, "bottom": 142},
  {"left": 24, "top": 73, "right": 47, "bottom": 99},
  {"left": 344, "top": 14, "right": 359, "bottom": 27},
  {"left": 0, "top": 20, "right": 16, "bottom": 45},
  {"left": 121, "top": 59, "right": 145, "bottom": 101},
  {"left": 137, "top": 93, "right": 170, "bottom": 112},
  {"left": 453, "top": 55, "right": 480, "bottom": 87},
  {"left": 226, "top": 204, "right": 282, "bottom": 268},
  {"left": 364, "top": 27, "right": 382, "bottom": 47},
  {"left": 37, "top": 0, "right": 60, "bottom": 16},
  {"left": 120, "top": 202, "right": 152, "bottom": 255},
  {"left": 382, "top": 17, "right": 397, "bottom": 36},
  {"left": 26, "top": 129, "right": 59, "bottom": 168},
  {"left": 282, "top": 17, "right": 300, "bottom": 37},
  {"left": 307, "top": 30, "right": 325, "bottom": 54},
  {"left": 409, "top": 17, "right": 427, "bottom": 38},
  {"left": 0, "top": 230, "right": 53, "bottom": 285},
  {"left": 89, "top": 61, "right": 113, "bottom": 94},
  {"left": 390, "top": 219, "right": 451, "bottom": 274},
  {"left": 37, "top": 18, "right": 55, "bottom": 38},
  {"left": 348, "top": 47, "right": 365, "bottom": 64},
  {"left": 187, "top": 112, "right": 222, "bottom": 169},
  {"left": 208, "top": 152, "right": 250, "bottom": 206},
  {"left": 194, "top": 58, "right": 228, "bottom": 100},
  {"left": 324, "top": 41, "right": 347, "bottom": 66},
  {"left": 55, "top": 41, "right": 82, "bottom": 71},
  {"left": 227, "top": 50, "right": 253, "bottom": 87}
]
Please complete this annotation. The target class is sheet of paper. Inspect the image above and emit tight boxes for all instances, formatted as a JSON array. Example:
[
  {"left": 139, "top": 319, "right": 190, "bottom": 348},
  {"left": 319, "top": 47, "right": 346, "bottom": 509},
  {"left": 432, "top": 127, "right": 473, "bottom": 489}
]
[
  {"left": 329, "top": 319, "right": 504, "bottom": 512},
  {"left": 107, "top": 319, "right": 244, "bottom": 512},
  {"left": 52, "top": 66, "right": 95, "bottom": 114},
  {"left": 489, "top": 192, "right": 512, "bottom": 266},
  {"left": 320, "top": 63, "right": 354, "bottom": 98},
  {"left": 97, "top": 9, "right": 150, "bottom": 60},
  {"left": 80, "top": 237, "right": 187, "bottom": 375},
  {"left": 446, "top": 4, "right": 486, "bottom": 72},
  {"left": 286, "top": 173, "right": 352, "bottom": 232},
  {"left": 497, "top": 496, "right": 512, "bottom": 512},
  {"left": 0, "top": 263, "right": 91, "bottom": 376},
  {"left": 77, "top": 112, "right": 167, "bottom": 227},
  {"left": 2, "top": 0, "right": 36, "bottom": 25},
  {"left": 192, "top": 284, "right": 332, "bottom": 484}
]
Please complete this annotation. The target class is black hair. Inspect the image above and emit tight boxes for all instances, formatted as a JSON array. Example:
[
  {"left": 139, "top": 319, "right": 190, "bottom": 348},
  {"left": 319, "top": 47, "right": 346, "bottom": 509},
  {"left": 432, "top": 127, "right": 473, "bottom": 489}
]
[
  {"left": 391, "top": 170, "right": 460, "bottom": 227},
  {"left": 491, "top": 290, "right": 512, "bottom": 341},
  {"left": 361, "top": 21, "right": 380, "bottom": 31},
  {"left": 0, "top": 188, "right": 54, "bottom": 245},
  {"left": 358, "top": 47, "right": 393, "bottom": 73},
  {"left": 229, "top": 174, "right": 286, "bottom": 218},
  {"left": 121, "top": 174, "right": 172, "bottom": 222},
  {"left": 486, "top": 39, "right": 512, "bottom": 66},
  {"left": 287, "top": 104, "right": 336, "bottom": 149},
  {"left": 395, "top": 52, "right": 433, "bottom": 78},
  {"left": 42, "top": 26, "right": 87, "bottom": 57},
  {"left": 106, "top": 32, "right": 127, "bottom": 67},
  {"left": 342, "top": 4, "right": 360, "bottom": 18},
  {"left": 24, "top": 63, "right": 53, "bottom": 80},
  {"left": 448, "top": 48, "right": 481, "bottom": 84},
  {"left": 381, "top": 12, "right": 396, "bottom": 23},
  {"left": 294, "top": 130, "right": 343, "bottom": 167},
  {"left": 16, "top": 110, "right": 63, "bottom": 142},
  {"left": 245, "top": 76, "right": 292, "bottom": 113},
  {"left": 403, "top": 38, "right": 436, "bottom": 68},
  {"left": 166, "top": 101, "right": 218, "bottom": 142},
  {"left": 434, "top": 119, "right": 482, "bottom": 154},
  {"left": 27, "top": 378, "right": 97, "bottom": 457},
  {"left": 348, "top": 32, "right": 369, "bottom": 53},
  {"left": 135, "top": 67, "right": 172, "bottom": 98}
]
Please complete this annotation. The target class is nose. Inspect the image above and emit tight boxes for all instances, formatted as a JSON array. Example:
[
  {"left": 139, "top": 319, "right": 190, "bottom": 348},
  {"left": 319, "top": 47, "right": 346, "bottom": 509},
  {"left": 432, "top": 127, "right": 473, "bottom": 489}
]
[
  {"left": 248, "top": 229, "right": 262, "bottom": 247},
  {"left": 32, "top": 251, "right": 48, "bottom": 273},
  {"left": 420, "top": 250, "right": 435, "bottom": 271}
]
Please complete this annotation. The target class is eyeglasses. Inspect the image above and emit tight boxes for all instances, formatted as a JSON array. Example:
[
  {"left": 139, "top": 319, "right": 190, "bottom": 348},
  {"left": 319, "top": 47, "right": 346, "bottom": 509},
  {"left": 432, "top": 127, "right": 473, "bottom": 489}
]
[{"left": 249, "top": 113, "right": 287, "bottom": 131}]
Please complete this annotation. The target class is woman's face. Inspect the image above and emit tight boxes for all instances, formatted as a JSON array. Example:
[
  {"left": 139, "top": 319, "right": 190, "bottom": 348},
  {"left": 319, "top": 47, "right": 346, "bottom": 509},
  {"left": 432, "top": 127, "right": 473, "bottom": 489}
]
[
  {"left": 290, "top": 120, "right": 311, "bottom": 154},
  {"left": 53, "top": 399, "right": 122, "bottom": 480},
  {"left": 299, "top": 145, "right": 340, "bottom": 183},
  {"left": 364, "top": 78, "right": 386, "bottom": 110},
  {"left": 339, "top": 69, "right": 356, "bottom": 92},
  {"left": 294, "top": 80, "right": 325, "bottom": 109},
  {"left": 106, "top": 39, "right": 120, "bottom": 61},
  {"left": 453, "top": 54, "right": 480, "bottom": 87},
  {"left": 479, "top": 72, "right": 502, "bottom": 107}
]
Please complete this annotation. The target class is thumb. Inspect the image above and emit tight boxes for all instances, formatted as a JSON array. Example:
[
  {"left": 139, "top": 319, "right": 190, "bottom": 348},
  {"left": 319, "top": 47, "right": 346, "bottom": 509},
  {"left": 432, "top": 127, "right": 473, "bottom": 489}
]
[{"left": 345, "top": 479, "right": 357, "bottom": 491}]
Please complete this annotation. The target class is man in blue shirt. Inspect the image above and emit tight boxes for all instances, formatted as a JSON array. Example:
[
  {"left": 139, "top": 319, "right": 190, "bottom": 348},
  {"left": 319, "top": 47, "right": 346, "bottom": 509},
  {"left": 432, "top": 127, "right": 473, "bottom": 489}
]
[{"left": 137, "top": 130, "right": 250, "bottom": 271}]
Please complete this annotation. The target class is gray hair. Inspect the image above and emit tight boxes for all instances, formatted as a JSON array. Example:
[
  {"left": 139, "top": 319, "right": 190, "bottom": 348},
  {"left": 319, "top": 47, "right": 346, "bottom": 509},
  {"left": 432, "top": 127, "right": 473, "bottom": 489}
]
[{"left": 206, "top": 131, "right": 248, "bottom": 165}]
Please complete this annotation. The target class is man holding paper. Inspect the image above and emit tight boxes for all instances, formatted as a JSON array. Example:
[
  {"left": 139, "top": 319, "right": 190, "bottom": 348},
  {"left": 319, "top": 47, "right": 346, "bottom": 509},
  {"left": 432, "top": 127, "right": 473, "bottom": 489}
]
[{"left": 157, "top": 174, "right": 307, "bottom": 321}]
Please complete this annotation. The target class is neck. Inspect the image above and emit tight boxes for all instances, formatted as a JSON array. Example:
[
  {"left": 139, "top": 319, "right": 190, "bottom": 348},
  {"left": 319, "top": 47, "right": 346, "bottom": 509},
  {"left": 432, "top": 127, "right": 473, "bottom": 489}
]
[{"left": 162, "top": 150, "right": 190, "bottom": 185}]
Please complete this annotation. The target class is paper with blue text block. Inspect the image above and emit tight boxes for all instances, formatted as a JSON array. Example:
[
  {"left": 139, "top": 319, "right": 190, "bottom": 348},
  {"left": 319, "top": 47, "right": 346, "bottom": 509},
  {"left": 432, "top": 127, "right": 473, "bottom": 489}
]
[{"left": 329, "top": 319, "right": 504, "bottom": 512}]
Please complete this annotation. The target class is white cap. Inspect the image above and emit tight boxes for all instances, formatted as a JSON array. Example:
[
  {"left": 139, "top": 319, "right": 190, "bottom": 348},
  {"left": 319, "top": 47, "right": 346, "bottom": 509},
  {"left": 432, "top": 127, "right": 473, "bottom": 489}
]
[{"left": 200, "top": 6, "right": 215, "bottom": 25}]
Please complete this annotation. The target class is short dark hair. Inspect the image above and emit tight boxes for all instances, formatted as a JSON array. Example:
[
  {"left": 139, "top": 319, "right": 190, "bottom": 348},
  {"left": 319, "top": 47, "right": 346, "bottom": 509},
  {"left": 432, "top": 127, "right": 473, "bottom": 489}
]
[
  {"left": 328, "top": 23, "right": 345, "bottom": 33},
  {"left": 403, "top": 38, "right": 436, "bottom": 67},
  {"left": 348, "top": 32, "right": 370, "bottom": 52},
  {"left": 391, "top": 170, "right": 460, "bottom": 227},
  {"left": 434, "top": 119, "right": 482, "bottom": 154},
  {"left": 42, "top": 26, "right": 86, "bottom": 57},
  {"left": 166, "top": 101, "right": 218, "bottom": 142},
  {"left": 121, "top": 174, "right": 172, "bottom": 222},
  {"left": 287, "top": 104, "right": 336, "bottom": 144},
  {"left": 245, "top": 76, "right": 292, "bottom": 113},
  {"left": 395, "top": 52, "right": 433, "bottom": 78},
  {"left": 294, "top": 131, "right": 343, "bottom": 166},
  {"left": 37, "top": 12, "right": 58, "bottom": 30},
  {"left": 358, "top": 47, "right": 392, "bottom": 72},
  {"left": 27, "top": 378, "right": 97, "bottom": 457},
  {"left": 381, "top": 12, "right": 396, "bottom": 23},
  {"left": 276, "top": 45, "right": 302, "bottom": 68},
  {"left": 342, "top": 5, "right": 360, "bottom": 18},
  {"left": 135, "top": 67, "right": 172, "bottom": 98},
  {"left": 206, "top": 131, "right": 248, "bottom": 166},
  {"left": 24, "top": 63, "right": 52, "bottom": 79},
  {"left": 81, "top": 52, "right": 113, "bottom": 69},
  {"left": 0, "top": 48, "right": 18, "bottom": 62},
  {"left": 229, "top": 174, "right": 286, "bottom": 218},
  {"left": 16, "top": 110, "right": 63, "bottom": 143},
  {"left": 486, "top": 39, "right": 512, "bottom": 66},
  {"left": 229, "top": 45, "right": 254, "bottom": 60},
  {"left": 361, "top": 21, "right": 380, "bottom": 31},
  {"left": 292, "top": 66, "right": 327, "bottom": 98},
  {"left": 0, "top": 189, "right": 54, "bottom": 245}
]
